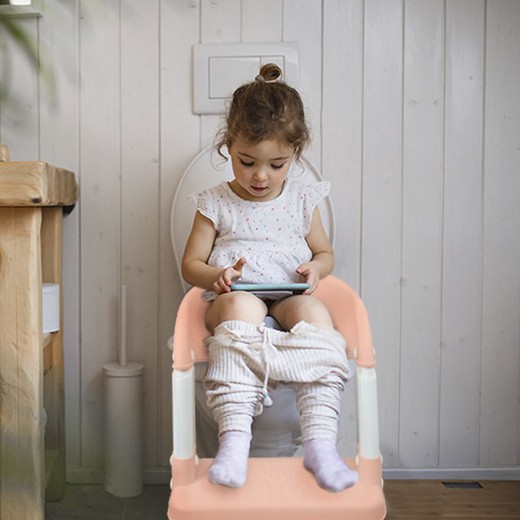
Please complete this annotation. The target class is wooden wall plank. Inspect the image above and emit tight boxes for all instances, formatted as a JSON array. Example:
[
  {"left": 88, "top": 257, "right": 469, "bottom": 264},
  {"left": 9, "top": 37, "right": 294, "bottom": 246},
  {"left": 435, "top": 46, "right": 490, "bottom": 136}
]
[
  {"left": 78, "top": 0, "right": 122, "bottom": 472},
  {"left": 361, "top": 0, "right": 404, "bottom": 469},
  {"left": 38, "top": 0, "right": 82, "bottom": 471},
  {"left": 201, "top": 0, "right": 241, "bottom": 43},
  {"left": 242, "top": 0, "right": 282, "bottom": 42},
  {"left": 399, "top": 0, "right": 444, "bottom": 468},
  {"left": 322, "top": 0, "right": 363, "bottom": 289},
  {"left": 120, "top": 0, "right": 161, "bottom": 469},
  {"left": 2, "top": 0, "right": 520, "bottom": 481},
  {"left": 322, "top": 0, "right": 364, "bottom": 456},
  {"left": 0, "top": 17, "right": 39, "bottom": 159},
  {"left": 158, "top": 0, "right": 201, "bottom": 469},
  {"left": 480, "top": 0, "right": 520, "bottom": 466},
  {"left": 199, "top": 0, "right": 242, "bottom": 147},
  {"left": 283, "top": 0, "right": 322, "bottom": 170},
  {"left": 439, "top": 0, "right": 485, "bottom": 468}
]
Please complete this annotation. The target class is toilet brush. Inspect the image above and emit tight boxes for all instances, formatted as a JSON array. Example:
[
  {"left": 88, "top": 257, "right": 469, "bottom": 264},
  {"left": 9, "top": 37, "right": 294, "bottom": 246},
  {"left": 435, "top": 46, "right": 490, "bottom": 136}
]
[{"left": 103, "top": 285, "right": 145, "bottom": 497}]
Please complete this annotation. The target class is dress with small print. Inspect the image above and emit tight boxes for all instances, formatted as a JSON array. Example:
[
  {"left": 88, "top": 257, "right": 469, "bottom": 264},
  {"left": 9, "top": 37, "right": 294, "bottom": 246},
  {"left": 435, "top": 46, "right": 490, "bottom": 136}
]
[{"left": 189, "top": 177, "right": 330, "bottom": 301}]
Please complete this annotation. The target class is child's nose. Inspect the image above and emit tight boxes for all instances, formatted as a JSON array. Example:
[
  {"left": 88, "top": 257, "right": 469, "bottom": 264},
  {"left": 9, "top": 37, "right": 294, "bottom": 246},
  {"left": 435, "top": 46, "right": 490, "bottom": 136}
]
[{"left": 253, "top": 166, "right": 268, "bottom": 181}]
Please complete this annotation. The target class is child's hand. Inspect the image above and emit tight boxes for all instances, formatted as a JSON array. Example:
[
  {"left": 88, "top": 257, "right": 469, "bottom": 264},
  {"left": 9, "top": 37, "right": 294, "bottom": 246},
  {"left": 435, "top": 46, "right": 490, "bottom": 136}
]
[
  {"left": 213, "top": 257, "right": 246, "bottom": 294},
  {"left": 296, "top": 262, "right": 320, "bottom": 294}
]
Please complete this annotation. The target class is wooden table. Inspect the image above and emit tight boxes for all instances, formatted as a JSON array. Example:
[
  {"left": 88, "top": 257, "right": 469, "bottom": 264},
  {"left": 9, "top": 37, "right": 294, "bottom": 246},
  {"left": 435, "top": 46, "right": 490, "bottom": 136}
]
[{"left": 0, "top": 145, "right": 77, "bottom": 520}]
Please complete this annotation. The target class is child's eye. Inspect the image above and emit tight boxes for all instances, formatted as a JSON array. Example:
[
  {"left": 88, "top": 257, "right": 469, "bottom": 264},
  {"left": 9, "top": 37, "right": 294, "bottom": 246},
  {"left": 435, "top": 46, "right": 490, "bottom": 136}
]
[
  {"left": 239, "top": 159, "right": 254, "bottom": 167},
  {"left": 271, "top": 163, "right": 286, "bottom": 170}
]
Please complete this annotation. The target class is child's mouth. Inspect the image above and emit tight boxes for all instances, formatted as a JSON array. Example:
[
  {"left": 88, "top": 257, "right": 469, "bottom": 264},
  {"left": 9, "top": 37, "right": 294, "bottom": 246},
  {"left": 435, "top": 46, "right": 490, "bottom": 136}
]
[{"left": 251, "top": 186, "right": 267, "bottom": 193}]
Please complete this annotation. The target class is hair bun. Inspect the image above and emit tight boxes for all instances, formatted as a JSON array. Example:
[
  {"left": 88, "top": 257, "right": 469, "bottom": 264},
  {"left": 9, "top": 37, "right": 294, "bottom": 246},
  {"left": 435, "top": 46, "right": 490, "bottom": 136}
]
[{"left": 257, "top": 63, "right": 282, "bottom": 83}]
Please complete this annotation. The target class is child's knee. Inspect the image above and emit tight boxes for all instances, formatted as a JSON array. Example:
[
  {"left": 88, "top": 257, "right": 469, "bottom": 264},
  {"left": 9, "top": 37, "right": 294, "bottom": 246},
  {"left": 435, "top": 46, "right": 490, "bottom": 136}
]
[
  {"left": 272, "top": 295, "right": 333, "bottom": 329},
  {"left": 207, "top": 291, "right": 268, "bottom": 329}
]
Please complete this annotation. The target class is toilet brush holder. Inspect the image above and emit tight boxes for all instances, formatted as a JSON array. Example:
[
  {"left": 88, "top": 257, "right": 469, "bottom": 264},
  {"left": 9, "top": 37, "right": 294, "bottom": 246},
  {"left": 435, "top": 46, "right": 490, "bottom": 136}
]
[{"left": 103, "top": 361, "right": 145, "bottom": 497}]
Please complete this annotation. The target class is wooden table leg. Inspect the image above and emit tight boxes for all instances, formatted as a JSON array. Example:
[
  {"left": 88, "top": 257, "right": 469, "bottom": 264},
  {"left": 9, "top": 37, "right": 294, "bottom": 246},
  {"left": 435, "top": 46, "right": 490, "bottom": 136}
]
[
  {"left": 0, "top": 207, "right": 45, "bottom": 520},
  {"left": 41, "top": 207, "right": 66, "bottom": 501}
]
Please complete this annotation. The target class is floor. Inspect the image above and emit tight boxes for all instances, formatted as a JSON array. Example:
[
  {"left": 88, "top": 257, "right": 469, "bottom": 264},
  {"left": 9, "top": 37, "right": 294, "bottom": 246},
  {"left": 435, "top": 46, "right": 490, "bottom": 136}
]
[
  {"left": 45, "top": 485, "right": 171, "bottom": 520},
  {"left": 45, "top": 479, "right": 520, "bottom": 520}
]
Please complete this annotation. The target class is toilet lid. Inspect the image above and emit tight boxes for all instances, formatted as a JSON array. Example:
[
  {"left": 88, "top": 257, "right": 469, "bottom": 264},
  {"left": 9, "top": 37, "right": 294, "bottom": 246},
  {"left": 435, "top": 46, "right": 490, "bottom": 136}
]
[{"left": 171, "top": 146, "right": 335, "bottom": 292}]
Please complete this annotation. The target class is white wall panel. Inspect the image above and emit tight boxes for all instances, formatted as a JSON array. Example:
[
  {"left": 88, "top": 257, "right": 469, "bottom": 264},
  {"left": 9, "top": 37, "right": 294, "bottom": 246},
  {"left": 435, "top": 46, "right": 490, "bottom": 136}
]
[
  {"left": 120, "top": 0, "right": 161, "bottom": 469},
  {"left": 439, "top": 0, "right": 485, "bottom": 468},
  {"left": 480, "top": 0, "right": 520, "bottom": 467},
  {"left": 0, "top": 17, "right": 39, "bottom": 158},
  {"left": 361, "top": 0, "right": 404, "bottom": 469},
  {"left": 1, "top": 0, "right": 519, "bottom": 482},
  {"left": 399, "top": 0, "right": 444, "bottom": 469},
  {"left": 78, "top": 0, "right": 122, "bottom": 474},
  {"left": 39, "top": 0, "right": 82, "bottom": 471},
  {"left": 158, "top": 0, "right": 201, "bottom": 469}
]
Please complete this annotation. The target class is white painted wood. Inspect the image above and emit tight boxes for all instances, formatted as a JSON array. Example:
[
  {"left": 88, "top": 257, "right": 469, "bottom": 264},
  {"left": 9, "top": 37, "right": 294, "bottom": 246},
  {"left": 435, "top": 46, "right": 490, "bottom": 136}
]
[
  {"left": 322, "top": 0, "right": 363, "bottom": 290},
  {"left": 242, "top": 0, "right": 282, "bottom": 42},
  {"left": 38, "top": 0, "right": 82, "bottom": 471},
  {"left": 201, "top": 0, "right": 241, "bottom": 43},
  {"left": 200, "top": 0, "right": 242, "bottom": 150},
  {"left": 399, "top": 0, "right": 444, "bottom": 468},
  {"left": 283, "top": 0, "right": 322, "bottom": 170},
  {"left": 361, "top": 0, "right": 404, "bottom": 469},
  {"left": 78, "top": 0, "right": 122, "bottom": 469},
  {"left": 1, "top": 0, "right": 520, "bottom": 482},
  {"left": 120, "top": 0, "right": 161, "bottom": 469},
  {"left": 158, "top": 0, "right": 201, "bottom": 466},
  {"left": 439, "top": 0, "right": 485, "bottom": 468},
  {"left": 0, "top": 17, "right": 39, "bottom": 159},
  {"left": 322, "top": 0, "right": 364, "bottom": 456},
  {"left": 480, "top": 0, "right": 520, "bottom": 467}
]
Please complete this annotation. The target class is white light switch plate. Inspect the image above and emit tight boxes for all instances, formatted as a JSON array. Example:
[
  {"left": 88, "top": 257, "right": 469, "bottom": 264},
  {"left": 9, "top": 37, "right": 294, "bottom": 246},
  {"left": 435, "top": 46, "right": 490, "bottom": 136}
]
[{"left": 193, "top": 43, "right": 299, "bottom": 115}]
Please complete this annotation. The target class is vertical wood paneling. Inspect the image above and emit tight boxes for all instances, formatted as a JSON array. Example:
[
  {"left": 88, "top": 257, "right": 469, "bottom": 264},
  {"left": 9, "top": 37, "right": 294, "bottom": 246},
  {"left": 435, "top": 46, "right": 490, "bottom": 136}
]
[
  {"left": 201, "top": 0, "right": 241, "bottom": 43},
  {"left": 282, "top": 0, "right": 322, "bottom": 169},
  {"left": 242, "top": 0, "right": 282, "bottom": 42},
  {"left": 399, "top": 0, "right": 444, "bottom": 468},
  {"left": 120, "top": 0, "right": 161, "bottom": 468},
  {"left": 39, "top": 0, "right": 82, "bottom": 470},
  {"left": 361, "top": 0, "right": 403, "bottom": 468},
  {"left": 480, "top": 0, "right": 520, "bottom": 466},
  {"left": 439, "top": 0, "right": 485, "bottom": 468},
  {"left": 322, "top": 0, "right": 364, "bottom": 456},
  {"left": 1, "top": 0, "right": 519, "bottom": 481},
  {"left": 322, "top": 0, "right": 363, "bottom": 290},
  {"left": 199, "top": 0, "right": 242, "bottom": 147},
  {"left": 79, "top": 0, "right": 122, "bottom": 470},
  {"left": 158, "top": 0, "right": 201, "bottom": 469},
  {"left": 0, "top": 17, "right": 39, "bottom": 159}
]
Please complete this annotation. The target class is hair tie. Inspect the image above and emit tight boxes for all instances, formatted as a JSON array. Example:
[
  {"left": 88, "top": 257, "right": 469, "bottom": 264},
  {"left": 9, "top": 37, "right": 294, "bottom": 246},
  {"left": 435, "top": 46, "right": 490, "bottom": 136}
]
[{"left": 255, "top": 74, "right": 279, "bottom": 84}]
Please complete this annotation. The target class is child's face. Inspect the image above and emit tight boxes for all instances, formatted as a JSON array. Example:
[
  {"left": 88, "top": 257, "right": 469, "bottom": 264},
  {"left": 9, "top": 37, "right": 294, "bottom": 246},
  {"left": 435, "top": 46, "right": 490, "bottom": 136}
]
[{"left": 228, "top": 138, "right": 294, "bottom": 201}]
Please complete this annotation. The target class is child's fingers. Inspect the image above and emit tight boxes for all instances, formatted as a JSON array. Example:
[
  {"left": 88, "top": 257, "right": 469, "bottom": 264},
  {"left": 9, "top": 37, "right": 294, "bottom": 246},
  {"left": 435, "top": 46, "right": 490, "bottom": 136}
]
[{"left": 234, "top": 257, "right": 247, "bottom": 271}]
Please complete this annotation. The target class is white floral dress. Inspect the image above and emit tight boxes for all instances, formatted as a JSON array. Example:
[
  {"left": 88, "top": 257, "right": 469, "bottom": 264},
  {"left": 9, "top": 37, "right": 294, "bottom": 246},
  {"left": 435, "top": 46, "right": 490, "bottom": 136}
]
[{"left": 189, "top": 177, "right": 330, "bottom": 301}]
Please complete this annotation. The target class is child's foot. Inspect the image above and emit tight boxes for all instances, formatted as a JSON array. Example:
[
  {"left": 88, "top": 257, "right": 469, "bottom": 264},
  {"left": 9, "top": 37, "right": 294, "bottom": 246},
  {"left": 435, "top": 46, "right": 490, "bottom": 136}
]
[
  {"left": 303, "top": 438, "right": 359, "bottom": 492},
  {"left": 208, "top": 431, "right": 251, "bottom": 488}
]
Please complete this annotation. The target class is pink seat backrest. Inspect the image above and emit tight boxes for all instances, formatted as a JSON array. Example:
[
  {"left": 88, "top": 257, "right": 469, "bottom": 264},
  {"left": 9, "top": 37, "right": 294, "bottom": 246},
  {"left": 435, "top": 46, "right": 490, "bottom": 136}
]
[{"left": 172, "top": 275, "right": 375, "bottom": 371}]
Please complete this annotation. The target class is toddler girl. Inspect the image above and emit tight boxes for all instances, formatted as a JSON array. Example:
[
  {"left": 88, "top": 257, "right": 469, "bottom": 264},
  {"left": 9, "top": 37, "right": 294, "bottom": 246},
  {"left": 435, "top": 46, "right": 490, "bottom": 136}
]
[{"left": 181, "top": 63, "right": 358, "bottom": 493}]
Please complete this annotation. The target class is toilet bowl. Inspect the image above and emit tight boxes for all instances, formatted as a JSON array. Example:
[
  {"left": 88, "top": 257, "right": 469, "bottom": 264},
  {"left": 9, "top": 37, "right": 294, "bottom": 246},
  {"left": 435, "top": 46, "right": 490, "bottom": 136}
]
[{"left": 167, "top": 145, "right": 341, "bottom": 457}]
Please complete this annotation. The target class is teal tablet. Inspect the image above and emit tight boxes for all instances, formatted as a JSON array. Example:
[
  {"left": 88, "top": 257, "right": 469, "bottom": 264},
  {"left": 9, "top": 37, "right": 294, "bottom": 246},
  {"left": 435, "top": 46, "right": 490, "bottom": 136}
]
[{"left": 230, "top": 282, "right": 310, "bottom": 294}]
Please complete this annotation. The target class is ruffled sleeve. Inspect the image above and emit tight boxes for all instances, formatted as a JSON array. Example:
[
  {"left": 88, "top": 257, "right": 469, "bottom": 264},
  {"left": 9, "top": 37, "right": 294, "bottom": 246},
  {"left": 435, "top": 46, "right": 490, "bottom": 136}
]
[
  {"left": 188, "top": 186, "right": 220, "bottom": 228},
  {"left": 300, "top": 180, "right": 331, "bottom": 234}
]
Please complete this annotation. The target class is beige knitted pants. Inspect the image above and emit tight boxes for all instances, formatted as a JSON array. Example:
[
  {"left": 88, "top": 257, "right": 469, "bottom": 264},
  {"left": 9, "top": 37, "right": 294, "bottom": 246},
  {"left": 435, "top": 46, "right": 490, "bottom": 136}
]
[{"left": 204, "top": 320, "right": 350, "bottom": 441}]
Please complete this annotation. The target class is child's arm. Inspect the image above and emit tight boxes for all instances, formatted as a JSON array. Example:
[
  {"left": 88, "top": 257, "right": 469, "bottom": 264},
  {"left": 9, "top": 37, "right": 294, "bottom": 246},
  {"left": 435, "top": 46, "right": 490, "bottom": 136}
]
[
  {"left": 297, "top": 208, "right": 334, "bottom": 294},
  {"left": 182, "top": 211, "right": 245, "bottom": 292}
]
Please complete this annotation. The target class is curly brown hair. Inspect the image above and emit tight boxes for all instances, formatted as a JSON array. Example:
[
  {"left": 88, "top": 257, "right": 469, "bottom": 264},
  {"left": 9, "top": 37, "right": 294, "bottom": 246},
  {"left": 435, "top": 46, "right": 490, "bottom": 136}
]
[{"left": 216, "top": 63, "right": 310, "bottom": 160}]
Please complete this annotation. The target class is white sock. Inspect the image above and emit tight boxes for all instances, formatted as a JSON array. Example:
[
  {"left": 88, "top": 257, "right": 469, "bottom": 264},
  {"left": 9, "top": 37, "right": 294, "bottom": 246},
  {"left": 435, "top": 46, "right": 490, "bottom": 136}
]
[
  {"left": 303, "top": 438, "right": 359, "bottom": 492},
  {"left": 208, "top": 431, "right": 251, "bottom": 488}
]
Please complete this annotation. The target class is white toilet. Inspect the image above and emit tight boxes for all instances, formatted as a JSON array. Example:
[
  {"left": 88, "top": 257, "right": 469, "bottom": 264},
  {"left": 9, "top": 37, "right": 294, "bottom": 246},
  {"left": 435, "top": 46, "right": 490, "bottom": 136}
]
[{"left": 167, "top": 145, "right": 341, "bottom": 458}]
